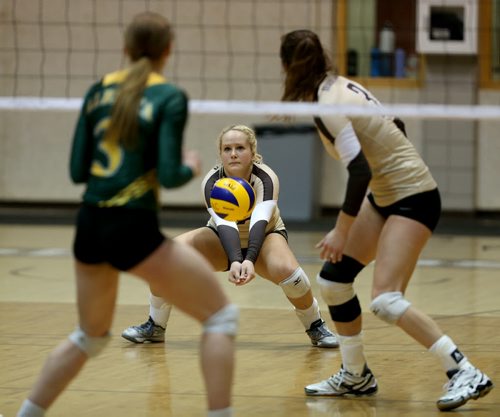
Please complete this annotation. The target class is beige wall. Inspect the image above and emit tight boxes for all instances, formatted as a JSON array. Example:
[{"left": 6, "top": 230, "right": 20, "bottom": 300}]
[
  {"left": 0, "top": 0, "right": 499, "bottom": 211},
  {"left": 477, "top": 91, "right": 500, "bottom": 210}
]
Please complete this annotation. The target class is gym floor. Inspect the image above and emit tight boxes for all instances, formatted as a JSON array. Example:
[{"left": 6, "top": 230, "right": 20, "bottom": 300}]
[{"left": 0, "top": 205, "right": 499, "bottom": 416}]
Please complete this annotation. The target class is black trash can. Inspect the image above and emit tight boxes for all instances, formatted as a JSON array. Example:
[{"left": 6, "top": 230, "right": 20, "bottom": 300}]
[{"left": 254, "top": 123, "right": 321, "bottom": 222}]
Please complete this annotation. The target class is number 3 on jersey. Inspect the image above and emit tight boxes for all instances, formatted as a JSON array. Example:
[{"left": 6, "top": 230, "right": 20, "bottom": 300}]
[{"left": 90, "top": 118, "right": 124, "bottom": 178}]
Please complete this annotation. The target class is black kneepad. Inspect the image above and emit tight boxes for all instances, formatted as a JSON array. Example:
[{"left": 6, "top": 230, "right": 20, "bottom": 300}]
[
  {"left": 319, "top": 255, "right": 365, "bottom": 283},
  {"left": 329, "top": 296, "right": 362, "bottom": 323}
]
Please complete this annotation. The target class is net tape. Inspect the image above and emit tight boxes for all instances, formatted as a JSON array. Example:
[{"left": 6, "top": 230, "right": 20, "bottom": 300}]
[{"left": 1, "top": 97, "right": 500, "bottom": 120}]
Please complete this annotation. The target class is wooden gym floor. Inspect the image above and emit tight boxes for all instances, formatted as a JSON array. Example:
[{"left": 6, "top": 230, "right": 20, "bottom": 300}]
[{"left": 0, "top": 214, "right": 499, "bottom": 416}]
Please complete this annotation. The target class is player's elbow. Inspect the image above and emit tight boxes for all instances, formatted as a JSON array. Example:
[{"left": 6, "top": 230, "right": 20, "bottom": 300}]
[
  {"left": 70, "top": 170, "right": 88, "bottom": 184},
  {"left": 358, "top": 169, "right": 372, "bottom": 186},
  {"left": 158, "top": 166, "right": 193, "bottom": 189},
  {"left": 159, "top": 174, "right": 189, "bottom": 189},
  {"left": 159, "top": 177, "right": 179, "bottom": 189}
]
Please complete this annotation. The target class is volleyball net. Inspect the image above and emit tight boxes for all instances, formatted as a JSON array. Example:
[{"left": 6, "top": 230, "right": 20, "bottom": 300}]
[
  {"left": 2, "top": 97, "right": 500, "bottom": 120},
  {"left": 1, "top": 0, "right": 499, "bottom": 119}
]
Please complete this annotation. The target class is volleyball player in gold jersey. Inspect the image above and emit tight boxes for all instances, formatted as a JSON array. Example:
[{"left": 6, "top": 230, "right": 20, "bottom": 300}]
[
  {"left": 122, "top": 125, "right": 338, "bottom": 348},
  {"left": 279, "top": 29, "right": 493, "bottom": 411}
]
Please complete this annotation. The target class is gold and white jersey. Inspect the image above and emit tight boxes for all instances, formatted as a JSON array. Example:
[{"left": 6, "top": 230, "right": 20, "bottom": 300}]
[
  {"left": 202, "top": 162, "right": 286, "bottom": 249},
  {"left": 314, "top": 74, "right": 437, "bottom": 207}
]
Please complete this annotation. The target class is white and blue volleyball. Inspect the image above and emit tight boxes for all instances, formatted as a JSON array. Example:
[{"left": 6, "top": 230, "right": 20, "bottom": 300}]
[{"left": 210, "top": 177, "right": 256, "bottom": 221}]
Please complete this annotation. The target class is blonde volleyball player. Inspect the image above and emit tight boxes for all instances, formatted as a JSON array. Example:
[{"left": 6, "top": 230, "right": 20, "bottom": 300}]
[
  {"left": 279, "top": 29, "right": 493, "bottom": 411},
  {"left": 122, "top": 124, "right": 339, "bottom": 348},
  {"left": 17, "top": 13, "right": 237, "bottom": 417}
]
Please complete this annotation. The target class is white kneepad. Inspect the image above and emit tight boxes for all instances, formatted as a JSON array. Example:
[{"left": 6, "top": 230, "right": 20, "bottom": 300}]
[
  {"left": 279, "top": 267, "right": 311, "bottom": 299},
  {"left": 68, "top": 327, "right": 111, "bottom": 358},
  {"left": 369, "top": 291, "right": 411, "bottom": 324},
  {"left": 316, "top": 275, "right": 355, "bottom": 306},
  {"left": 203, "top": 303, "right": 239, "bottom": 336}
]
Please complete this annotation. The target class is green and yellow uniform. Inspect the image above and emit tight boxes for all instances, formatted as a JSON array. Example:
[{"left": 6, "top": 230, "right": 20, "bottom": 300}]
[
  {"left": 70, "top": 70, "right": 193, "bottom": 270},
  {"left": 70, "top": 70, "right": 192, "bottom": 210}
]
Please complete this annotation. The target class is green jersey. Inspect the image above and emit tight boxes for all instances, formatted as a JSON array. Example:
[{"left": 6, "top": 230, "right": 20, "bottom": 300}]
[{"left": 70, "top": 70, "right": 193, "bottom": 210}]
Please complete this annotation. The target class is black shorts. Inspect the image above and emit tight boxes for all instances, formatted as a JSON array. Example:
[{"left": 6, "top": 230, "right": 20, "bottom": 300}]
[
  {"left": 206, "top": 225, "right": 288, "bottom": 271},
  {"left": 73, "top": 204, "right": 166, "bottom": 271},
  {"left": 367, "top": 188, "right": 441, "bottom": 232},
  {"left": 206, "top": 225, "right": 288, "bottom": 244}
]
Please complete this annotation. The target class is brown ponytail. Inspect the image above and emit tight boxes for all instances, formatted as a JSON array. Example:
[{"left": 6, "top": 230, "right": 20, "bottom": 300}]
[
  {"left": 280, "top": 30, "right": 331, "bottom": 102},
  {"left": 107, "top": 12, "right": 173, "bottom": 149}
]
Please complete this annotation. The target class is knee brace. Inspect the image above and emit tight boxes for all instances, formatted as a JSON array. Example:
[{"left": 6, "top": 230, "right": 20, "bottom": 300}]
[
  {"left": 68, "top": 327, "right": 111, "bottom": 358},
  {"left": 370, "top": 291, "right": 411, "bottom": 324},
  {"left": 317, "top": 275, "right": 354, "bottom": 306},
  {"left": 279, "top": 267, "right": 311, "bottom": 299},
  {"left": 319, "top": 255, "right": 365, "bottom": 284},
  {"left": 203, "top": 303, "right": 239, "bottom": 336},
  {"left": 317, "top": 255, "right": 364, "bottom": 323}
]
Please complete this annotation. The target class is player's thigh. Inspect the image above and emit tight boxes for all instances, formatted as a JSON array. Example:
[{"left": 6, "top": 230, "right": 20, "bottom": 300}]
[
  {"left": 255, "top": 233, "right": 299, "bottom": 283},
  {"left": 372, "top": 215, "right": 432, "bottom": 296},
  {"left": 175, "top": 227, "right": 228, "bottom": 271},
  {"left": 131, "top": 240, "right": 229, "bottom": 322},
  {"left": 74, "top": 261, "right": 119, "bottom": 336},
  {"left": 344, "top": 198, "right": 384, "bottom": 265}
]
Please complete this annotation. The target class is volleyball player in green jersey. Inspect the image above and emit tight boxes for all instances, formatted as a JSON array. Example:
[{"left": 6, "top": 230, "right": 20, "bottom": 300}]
[
  {"left": 122, "top": 125, "right": 338, "bottom": 349},
  {"left": 279, "top": 29, "right": 493, "bottom": 411},
  {"left": 17, "top": 12, "right": 237, "bottom": 417}
]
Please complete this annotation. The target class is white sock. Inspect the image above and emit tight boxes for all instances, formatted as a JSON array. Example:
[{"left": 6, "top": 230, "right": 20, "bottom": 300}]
[
  {"left": 207, "top": 407, "right": 232, "bottom": 417},
  {"left": 17, "top": 399, "right": 45, "bottom": 417},
  {"left": 295, "top": 298, "right": 321, "bottom": 329},
  {"left": 429, "top": 335, "right": 472, "bottom": 373},
  {"left": 337, "top": 333, "right": 367, "bottom": 376},
  {"left": 149, "top": 293, "right": 172, "bottom": 328}
]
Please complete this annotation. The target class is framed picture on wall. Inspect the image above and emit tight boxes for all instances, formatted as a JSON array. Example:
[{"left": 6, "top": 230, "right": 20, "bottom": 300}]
[{"left": 416, "top": 0, "right": 477, "bottom": 54}]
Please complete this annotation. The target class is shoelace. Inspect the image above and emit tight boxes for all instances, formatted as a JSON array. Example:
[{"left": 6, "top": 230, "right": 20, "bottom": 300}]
[
  {"left": 443, "top": 369, "right": 475, "bottom": 392},
  {"left": 331, "top": 368, "right": 349, "bottom": 388},
  {"left": 310, "top": 323, "right": 332, "bottom": 338},
  {"left": 138, "top": 319, "right": 155, "bottom": 332},
  {"left": 317, "top": 326, "right": 332, "bottom": 337}
]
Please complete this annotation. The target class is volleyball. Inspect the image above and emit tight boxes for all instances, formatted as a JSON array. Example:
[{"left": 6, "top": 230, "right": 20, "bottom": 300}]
[{"left": 210, "top": 177, "right": 256, "bottom": 221}]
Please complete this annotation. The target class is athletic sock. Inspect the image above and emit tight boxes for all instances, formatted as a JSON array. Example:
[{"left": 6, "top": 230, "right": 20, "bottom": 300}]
[
  {"left": 17, "top": 399, "right": 45, "bottom": 417},
  {"left": 295, "top": 298, "right": 321, "bottom": 329},
  {"left": 207, "top": 407, "right": 232, "bottom": 417},
  {"left": 149, "top": 293, "right": 172, "bottom": 328},
  {"left": 429, "top": 335, "right": 473, "bottom": 373},
  {"left": 337, "top": 333, "right": 367, "bottom": 376}
]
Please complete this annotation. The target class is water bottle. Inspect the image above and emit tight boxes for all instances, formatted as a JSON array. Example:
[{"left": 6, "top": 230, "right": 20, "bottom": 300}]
[
  {"left": 347, "top": 49, "right": 358, "bottom": 76},
  {"left": 370, "top": 47, "right": 381, "bottom": 77},
  {"left": 394, "top": 48, "right": 406, "bottom": 78},
  {"left": 406, "top": 54, "right": 419, "bottom": 78},
  {"left": 379, "top": 22, "right": 395, "bottom": 76},
  {"left": 379, "top": 22, "right": 395, "bottom": 54}
]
